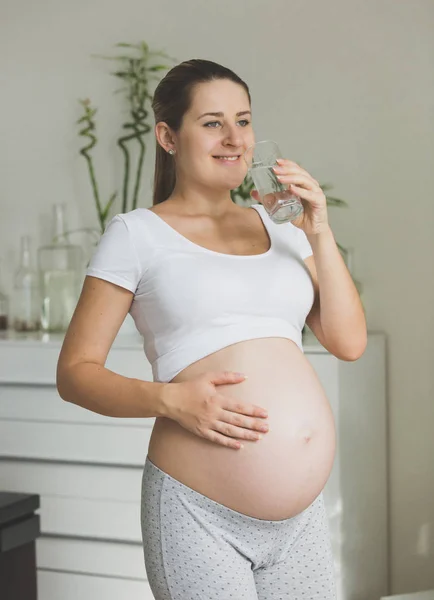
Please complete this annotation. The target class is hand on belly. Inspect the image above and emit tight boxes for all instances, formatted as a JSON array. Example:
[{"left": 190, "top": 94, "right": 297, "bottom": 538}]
[{"left": 150, "top": 338, "right": 337, "bottom": 519}]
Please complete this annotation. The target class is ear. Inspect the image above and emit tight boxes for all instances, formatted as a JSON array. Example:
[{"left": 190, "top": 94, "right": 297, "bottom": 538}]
[{"left": 155, "top": 122, "right": 176, "bottom": 153}]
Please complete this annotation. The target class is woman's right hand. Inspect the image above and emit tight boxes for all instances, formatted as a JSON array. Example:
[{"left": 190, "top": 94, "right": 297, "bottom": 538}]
[{"left": 161, "top": 371, "right": 269, "bottom": 450}]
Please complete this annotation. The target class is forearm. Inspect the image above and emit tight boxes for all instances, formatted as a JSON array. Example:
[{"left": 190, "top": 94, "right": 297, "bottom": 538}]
[
  {"left": 307, "top": 225, "right": 367, "bottom": 352},
  {"left": 57, "top": 362, "right": 170, "bottom": 419}
]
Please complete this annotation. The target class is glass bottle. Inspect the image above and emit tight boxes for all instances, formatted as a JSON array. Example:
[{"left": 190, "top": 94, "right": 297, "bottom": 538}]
[
  {"left": 0, "top": 258, "right": 9, "bottom": 331},
  {"left": 12, "top": 235, "right": 41, "bottom": 332},
  {"left": 38, "top": 204, "right": 83, "bottom": 332}
]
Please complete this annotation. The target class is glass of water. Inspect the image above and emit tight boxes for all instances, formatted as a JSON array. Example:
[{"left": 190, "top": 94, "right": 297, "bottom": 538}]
[{"left": 244, "top": 140, "right": 304, "bottom": 224}]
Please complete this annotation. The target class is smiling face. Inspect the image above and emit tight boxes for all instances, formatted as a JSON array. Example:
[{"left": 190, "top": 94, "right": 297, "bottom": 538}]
[{"left": 158, "top": 79, "right": 256, "bottom": 195}]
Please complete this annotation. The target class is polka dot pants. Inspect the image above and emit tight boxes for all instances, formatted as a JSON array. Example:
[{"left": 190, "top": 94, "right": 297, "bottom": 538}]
[{"left": 141, "top": 456, "right": 337, "bottom": 600}]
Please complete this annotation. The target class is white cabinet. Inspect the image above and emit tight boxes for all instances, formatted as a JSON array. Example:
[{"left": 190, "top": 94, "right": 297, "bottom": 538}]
[{"left": 0, "top": 330, "right": 387, "bottom": 600}]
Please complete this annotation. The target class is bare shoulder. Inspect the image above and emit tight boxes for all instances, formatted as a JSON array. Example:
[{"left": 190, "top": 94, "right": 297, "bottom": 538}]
[
  {"left": 145, "top": 202, "right": 188, "bottom": 226},
  {"left": 146, "top": 204, "right": 167, "bottom": 216}
]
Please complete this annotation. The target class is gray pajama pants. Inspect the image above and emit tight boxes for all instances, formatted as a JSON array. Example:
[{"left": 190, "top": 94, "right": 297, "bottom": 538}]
[{"left": 141, "top": 456, "right": 337, "bottom": 600}]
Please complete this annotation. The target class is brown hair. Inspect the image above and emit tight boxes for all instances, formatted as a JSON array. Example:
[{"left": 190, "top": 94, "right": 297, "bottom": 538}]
[{"left": 151, "top": 59, "right": 251, "bottom": 205}]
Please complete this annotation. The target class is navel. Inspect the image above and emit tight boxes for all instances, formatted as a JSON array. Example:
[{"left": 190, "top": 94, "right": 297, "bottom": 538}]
[{"left": 301, "top": 428, "right": 314, "bottom": 443}]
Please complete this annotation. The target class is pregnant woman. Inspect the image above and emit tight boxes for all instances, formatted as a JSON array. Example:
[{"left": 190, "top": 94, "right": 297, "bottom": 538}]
[{"left": 57, "top": 59, "right": 367, "bottom": 599}]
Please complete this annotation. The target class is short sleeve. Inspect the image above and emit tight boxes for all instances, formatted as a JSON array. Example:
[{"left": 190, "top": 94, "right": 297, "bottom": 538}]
[
  {"left": 86, "top": 215, "right": 141, "bottom": 293},
  {"left": 295, "top": 227, "right": 313, "bottom": 260}
]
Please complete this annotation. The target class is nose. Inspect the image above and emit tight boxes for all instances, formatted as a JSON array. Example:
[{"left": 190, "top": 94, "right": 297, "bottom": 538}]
[{"left": 223, "top": 123, "right": 244, "bottom": 149}]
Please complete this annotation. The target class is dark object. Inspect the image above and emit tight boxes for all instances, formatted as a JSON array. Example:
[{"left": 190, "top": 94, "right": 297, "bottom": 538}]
[{"left": 0, "top": 492, "right": 40, "bottom": 600}]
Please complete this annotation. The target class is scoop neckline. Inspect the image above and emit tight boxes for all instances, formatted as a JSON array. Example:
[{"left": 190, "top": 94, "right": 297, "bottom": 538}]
[{"left": 143, "top": 204, "right": 274, "bottom": 259}]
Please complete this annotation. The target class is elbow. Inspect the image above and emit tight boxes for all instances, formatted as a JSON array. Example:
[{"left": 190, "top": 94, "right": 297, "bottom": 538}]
[
  {"left": 56, "top": 370, "right": 67, "bottom": 401},
  {"left": 339, "top": 336, "right": 368, "bottom": 362},
  {"left": 322, "top": 327, "right": 368, "bottom": 362},
  {"left": 56, "top": 362, "right": 73, "bottom": 402},
  {"left": 340, "top": 350, "right": 364, "bottom": 362}
]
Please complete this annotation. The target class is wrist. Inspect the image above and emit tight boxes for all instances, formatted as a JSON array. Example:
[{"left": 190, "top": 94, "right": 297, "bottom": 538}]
[
  {"left": 136, "top": 379, "right": 176, "bottom": 419},
  {"left": 158, "top": 382, "right": 178, "bottom": 419},
  {"left": 306, "top": 224, "right": 333, "bottom": 244}
]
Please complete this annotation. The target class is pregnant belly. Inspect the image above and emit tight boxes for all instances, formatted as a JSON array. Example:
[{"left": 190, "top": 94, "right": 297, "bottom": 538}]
[{"left": 147, "top": 337, "right": 336, "bottom": 520}]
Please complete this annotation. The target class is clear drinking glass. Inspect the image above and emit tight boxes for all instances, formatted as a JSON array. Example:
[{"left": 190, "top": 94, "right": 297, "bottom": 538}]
[{"left": 244, "top": 140, "right": 304, "bottom": 224}]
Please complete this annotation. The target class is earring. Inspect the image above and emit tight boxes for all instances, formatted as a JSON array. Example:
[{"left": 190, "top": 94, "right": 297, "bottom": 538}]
[{"left": 168, "top": 149, "right": 176, "bottom": 155}]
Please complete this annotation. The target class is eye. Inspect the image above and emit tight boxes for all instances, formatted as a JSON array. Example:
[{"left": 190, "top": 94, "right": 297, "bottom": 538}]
[{"left": 203, "top": 120, "right": 251, "bottom": 128}]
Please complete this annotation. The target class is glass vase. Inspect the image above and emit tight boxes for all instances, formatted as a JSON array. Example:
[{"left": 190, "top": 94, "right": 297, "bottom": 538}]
[
  {"left": 12, "top": 235, "right": 41, "bottom": 332},
  {"left": 38, "top": 204, "right": 83, "bottom": 333},
  {"left": 0, "top": 258, "right": 9, "bottom": 331}
]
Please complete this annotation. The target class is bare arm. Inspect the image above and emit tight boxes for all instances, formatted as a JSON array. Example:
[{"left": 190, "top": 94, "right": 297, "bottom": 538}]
[
  {"left": 304, "top": 227, "right": 367, "bottom": 361},
  {"left": 56, "top": 275, "right": 169, "bottom": 419}
]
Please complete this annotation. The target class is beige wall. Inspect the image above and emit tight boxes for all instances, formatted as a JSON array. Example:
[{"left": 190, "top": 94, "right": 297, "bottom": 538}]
[{"left": 1, "top": 0, "right": 433, "bottom": 594}]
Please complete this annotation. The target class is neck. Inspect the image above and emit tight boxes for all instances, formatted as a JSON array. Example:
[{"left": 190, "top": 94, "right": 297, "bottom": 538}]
[{"left": 169, "top": 182, "right": 238, "bottom": 218}]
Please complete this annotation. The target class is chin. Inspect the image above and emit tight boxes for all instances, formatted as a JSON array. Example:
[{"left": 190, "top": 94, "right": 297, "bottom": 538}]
[{"left": 227, "top": 173, "right": 248, "bottom": 187}]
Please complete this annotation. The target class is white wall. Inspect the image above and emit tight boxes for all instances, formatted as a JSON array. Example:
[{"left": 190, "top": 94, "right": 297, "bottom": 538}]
[{"left": 1, "top": 0, "right": 433, "bottom": 594}]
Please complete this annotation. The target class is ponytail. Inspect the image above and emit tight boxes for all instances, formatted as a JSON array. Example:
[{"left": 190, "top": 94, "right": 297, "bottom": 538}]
[{"left": 152, "top": 141, "right": 176, "bottom": 205}]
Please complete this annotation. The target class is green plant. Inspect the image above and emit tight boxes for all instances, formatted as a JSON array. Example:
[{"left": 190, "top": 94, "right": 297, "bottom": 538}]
[
  {"left": 230, "top": 173, "right": 255, "bottom": 206},
  {"left": 77, "top": 98, "right": 116, "bottom": 234},
  {"left": 77, "top": 41, "right": 175, "bottom": 235}
]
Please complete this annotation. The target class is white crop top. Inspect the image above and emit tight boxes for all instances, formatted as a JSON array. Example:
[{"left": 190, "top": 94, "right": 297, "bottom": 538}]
[{"left": 86, "top": 204, "right": 314, "bottom": 383}]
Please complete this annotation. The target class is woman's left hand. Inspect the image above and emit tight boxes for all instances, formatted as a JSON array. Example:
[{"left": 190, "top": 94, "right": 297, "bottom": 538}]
[{"left": 251, "top": 158, "right": 329, "bottom": 236}]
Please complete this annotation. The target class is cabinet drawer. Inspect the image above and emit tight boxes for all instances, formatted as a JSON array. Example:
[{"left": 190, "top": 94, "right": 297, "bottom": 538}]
[{"left": 0, "top": 384, "right": 153, "bottom": 427}]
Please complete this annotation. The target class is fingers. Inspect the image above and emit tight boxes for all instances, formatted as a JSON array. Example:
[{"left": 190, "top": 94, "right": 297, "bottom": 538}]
[
  {"left": 218, "top": 405, "right": 270, "bottom": 441},
  {"left": 250, "top": 190, "right": 260, "bottom": 201},
  {"left": 220, "top": 408, "right": 269, "bottom": 432},
  {"left": 206, "top": 429, "right": 244, "bottom": 450},
  {"left": 224, "top": 400, "right": 268, "bottom": 419},
  {"left": 274, "top": 172, "right": 319, "bottom": 191},
  {"left": 209, "top": 371, "right": 247, "bottom": 385},
  {"left": 286, "top": 184, "right": 317, "bottom": 202},
  {"left": 214, "top": 419, "right": 266, "bottom": 443},
  {"left": 195, "top": 377, "right": 271, "bottom": 450},
  {"left": 274, "top": 159, "right": 319, "bottom": 187},
  {"left": 207, "top": 395, "right": 270, "bottom": 448}
]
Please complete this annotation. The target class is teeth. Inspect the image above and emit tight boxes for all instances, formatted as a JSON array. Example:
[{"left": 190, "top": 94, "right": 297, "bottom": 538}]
[{"left": 215, "top": 156, "right": 239, "bottom": 161}]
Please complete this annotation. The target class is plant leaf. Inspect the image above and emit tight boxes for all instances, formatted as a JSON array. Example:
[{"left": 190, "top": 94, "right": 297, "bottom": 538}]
[
  {"left": 325, "top": 195, "right": 349, "bottom": 207},
  {"left": 148, "top": 64, "right": 170, "bottom": 71},
  {"left": 101, "top": 192, "right": 118, "bottom": 222}
]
